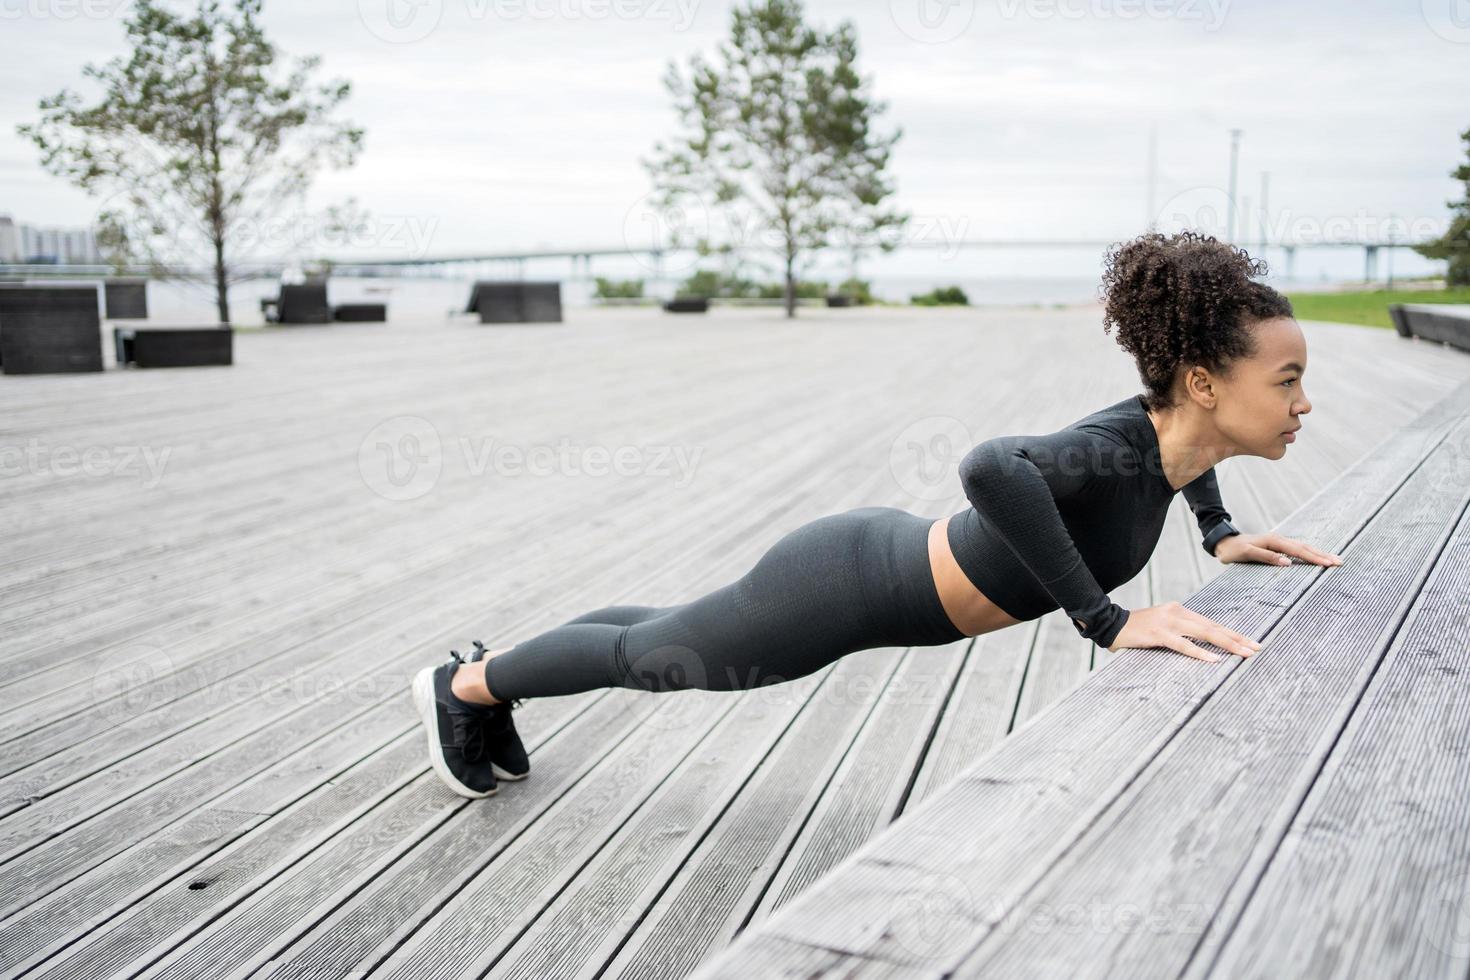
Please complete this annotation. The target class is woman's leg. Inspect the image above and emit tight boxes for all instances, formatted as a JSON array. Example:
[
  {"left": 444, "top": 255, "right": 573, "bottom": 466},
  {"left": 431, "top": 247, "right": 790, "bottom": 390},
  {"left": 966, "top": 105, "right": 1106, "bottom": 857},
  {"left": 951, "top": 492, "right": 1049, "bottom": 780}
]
[
  {"left": 481, "top": 507, "right": 965, "bottom": 703},
  {"left": 554, "top": 605, "right": 677, "bottom": 628}
]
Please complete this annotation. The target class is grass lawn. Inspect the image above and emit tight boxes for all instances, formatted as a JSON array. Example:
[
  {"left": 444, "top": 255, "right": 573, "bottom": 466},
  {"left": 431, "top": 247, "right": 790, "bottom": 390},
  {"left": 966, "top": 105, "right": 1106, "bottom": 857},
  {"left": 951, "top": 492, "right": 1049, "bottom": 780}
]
[{"left": 1286, "top": 284, "right": 1470, "bottom": 329}]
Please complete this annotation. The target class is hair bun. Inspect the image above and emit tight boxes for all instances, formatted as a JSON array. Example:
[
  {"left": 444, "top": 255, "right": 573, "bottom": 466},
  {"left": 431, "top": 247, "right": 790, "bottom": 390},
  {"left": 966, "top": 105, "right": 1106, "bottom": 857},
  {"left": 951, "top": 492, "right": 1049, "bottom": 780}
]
[{"left": 1099, "top": 230, "right": 1293, "bottom": 411}]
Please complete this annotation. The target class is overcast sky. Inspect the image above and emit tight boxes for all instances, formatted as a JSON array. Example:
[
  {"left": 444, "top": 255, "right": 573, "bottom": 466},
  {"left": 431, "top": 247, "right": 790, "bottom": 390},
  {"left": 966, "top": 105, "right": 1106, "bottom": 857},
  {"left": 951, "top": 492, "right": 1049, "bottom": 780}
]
[{"left": 0, "top": 0, "right": 1465, "bottom": 278}]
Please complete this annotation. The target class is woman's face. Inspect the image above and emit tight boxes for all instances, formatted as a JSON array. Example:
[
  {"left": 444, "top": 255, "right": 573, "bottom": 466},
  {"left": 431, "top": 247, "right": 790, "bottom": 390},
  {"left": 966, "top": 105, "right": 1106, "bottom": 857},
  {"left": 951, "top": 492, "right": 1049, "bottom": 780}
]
[{"left": 1214, "top": 316, "right": 1312, "bottom": 460}]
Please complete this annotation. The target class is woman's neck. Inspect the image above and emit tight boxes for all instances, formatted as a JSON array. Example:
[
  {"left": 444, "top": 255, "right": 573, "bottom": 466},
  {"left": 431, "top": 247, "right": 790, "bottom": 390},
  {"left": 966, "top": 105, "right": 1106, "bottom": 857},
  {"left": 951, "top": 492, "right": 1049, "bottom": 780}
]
[{"left": 1146, "top": 403, "right": 1238, "bottom": 491}]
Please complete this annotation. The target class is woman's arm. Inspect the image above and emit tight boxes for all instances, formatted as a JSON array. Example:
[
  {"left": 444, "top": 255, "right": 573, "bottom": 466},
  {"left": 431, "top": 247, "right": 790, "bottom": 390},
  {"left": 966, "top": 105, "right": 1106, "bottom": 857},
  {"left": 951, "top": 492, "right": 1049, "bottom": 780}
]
[
  {"left": 1180, "top": 466, "right": 1233, "bottom": 543},
  {"left": 957, "top": 429, "right": 1130, "bottom": 648}
]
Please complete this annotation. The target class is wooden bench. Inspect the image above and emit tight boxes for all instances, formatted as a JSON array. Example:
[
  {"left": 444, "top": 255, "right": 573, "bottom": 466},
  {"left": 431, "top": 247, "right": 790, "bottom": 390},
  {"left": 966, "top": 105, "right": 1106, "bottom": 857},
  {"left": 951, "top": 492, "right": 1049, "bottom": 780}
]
[
  {"left": 663, "top": 296, "right": 710, "bottom": 313},
  {"left": 0, "top": 284, "right": 104, "bottom": 375},
  {"left": 1391, "top": 302, "right": 1470, "bottom": 354},
  {"left": 113, "top": 326, "right": 233, "bottom": 368},
  {"left": 261, "top": 282, "right": 332, "bottom": 324},
  {"left": 331, "top": 303, "right": 387, "bottom": 322},
  {"left": 465, "top": 280, "right": 563, "bottom": 323},
  {"left": 103, "top": 278, "right": 148, "bottom": 320},
  {"left": 690, "top": 375, "right": 1470, "bottom": 979}
]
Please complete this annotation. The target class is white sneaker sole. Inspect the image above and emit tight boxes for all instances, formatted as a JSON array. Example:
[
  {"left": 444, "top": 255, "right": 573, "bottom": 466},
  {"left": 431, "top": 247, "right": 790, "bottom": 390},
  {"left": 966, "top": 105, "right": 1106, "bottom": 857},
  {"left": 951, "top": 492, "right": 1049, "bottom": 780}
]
[
  {"left": 492, "top": 760, "right": 530, "bottom": 781},
  {"left": 411, "top": 665, "right": 497, "bottom": 799}
]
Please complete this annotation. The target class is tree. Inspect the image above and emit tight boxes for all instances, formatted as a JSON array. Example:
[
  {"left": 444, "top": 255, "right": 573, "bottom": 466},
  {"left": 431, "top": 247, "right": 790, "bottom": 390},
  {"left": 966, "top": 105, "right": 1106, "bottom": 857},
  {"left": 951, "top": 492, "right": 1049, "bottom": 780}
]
[
  {"left": 1414, "top": 125, "right": 1470, "bottom": 286},
  {"left": 643, "top": 0, "right": 906, "bottom": 319},
  {"left": 18, "top": 0, "right": 364, "bottom": 324}
]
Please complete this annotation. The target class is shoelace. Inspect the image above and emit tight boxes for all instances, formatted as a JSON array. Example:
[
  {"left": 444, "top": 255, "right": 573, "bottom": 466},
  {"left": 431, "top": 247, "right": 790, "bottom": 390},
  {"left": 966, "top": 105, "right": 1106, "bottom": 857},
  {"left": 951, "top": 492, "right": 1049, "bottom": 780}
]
[
  {"left": 455, "top": 641, "right": 526, "bottom": 711},
  {"left": 446, "top": 645, "right": 523, "bottom": 752}
]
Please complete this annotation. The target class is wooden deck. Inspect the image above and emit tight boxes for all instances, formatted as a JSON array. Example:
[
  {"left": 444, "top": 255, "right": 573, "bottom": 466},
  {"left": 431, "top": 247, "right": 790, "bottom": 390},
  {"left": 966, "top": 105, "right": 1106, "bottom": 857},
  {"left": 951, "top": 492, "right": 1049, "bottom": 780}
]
[{"left": 1, "top": 304, "right": 1467, "bottom": 979}]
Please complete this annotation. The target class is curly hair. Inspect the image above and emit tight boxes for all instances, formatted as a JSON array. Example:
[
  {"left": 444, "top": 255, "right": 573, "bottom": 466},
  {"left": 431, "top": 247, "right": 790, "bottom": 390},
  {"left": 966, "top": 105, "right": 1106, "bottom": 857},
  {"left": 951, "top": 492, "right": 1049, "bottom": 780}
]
[{"left": 1099, "top": 230, "right": 1294, "bottom": 412}]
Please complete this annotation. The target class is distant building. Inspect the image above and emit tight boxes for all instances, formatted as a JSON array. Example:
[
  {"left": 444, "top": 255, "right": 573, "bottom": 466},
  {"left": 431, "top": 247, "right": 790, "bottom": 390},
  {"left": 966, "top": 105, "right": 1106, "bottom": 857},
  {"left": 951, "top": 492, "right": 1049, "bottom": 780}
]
[
  {"left": 0, "top": 216, "right": 18, "bottom": 263},
  {"left": 0, "top": 213, "right": 103, "bottom": 264}
]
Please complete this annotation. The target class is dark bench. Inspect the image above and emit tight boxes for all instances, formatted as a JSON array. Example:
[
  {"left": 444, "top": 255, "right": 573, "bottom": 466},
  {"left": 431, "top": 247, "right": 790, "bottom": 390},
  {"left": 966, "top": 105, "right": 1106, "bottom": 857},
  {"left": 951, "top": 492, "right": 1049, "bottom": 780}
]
[
  {"left": 332, "top": 303, "right": 387, "bottom": 322},
  {"left": 663, "top": 296, "right": 710, "bottom": 314},
  {"left": 114, "top": 326, "right": 233, "bottom": 368},
  {"left": 103, "top": 278, "right": 149, "bottom": 319},
  {"left": 1389, "top": 302, "right": 1470, "bottom": 353},
  {"left": 0, "top": 284, "right": 104, "bottom": 375},
  {"left": 825, "top": 294, "right": 853, "bottom": 308},
  {"left": 465, "top": 281, "right": 563, "bottom": 323},
  {"left": 261, "top": 282, "right": 332, "bottom": 324}
]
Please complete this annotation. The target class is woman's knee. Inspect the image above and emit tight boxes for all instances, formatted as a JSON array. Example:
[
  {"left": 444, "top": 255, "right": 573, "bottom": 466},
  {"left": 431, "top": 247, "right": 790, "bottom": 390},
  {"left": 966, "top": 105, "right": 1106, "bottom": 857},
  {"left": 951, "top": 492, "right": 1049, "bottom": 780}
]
[{"left": 559, "top": 604, "right": 673, "bottom": 628}]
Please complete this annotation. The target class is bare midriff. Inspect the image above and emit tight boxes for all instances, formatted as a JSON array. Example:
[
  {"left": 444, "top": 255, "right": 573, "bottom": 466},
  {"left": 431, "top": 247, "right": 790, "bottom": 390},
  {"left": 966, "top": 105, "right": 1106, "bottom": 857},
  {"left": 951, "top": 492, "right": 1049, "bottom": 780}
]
[{"left": 927, "top": 514, "right": 1024, "bottom": 637}]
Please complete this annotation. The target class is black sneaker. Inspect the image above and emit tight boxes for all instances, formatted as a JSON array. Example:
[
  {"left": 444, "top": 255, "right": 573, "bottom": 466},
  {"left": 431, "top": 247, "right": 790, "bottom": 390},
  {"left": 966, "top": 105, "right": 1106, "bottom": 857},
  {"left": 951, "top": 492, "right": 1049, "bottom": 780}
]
[
  {"left": 460, "top": 640, "right": 531, "bottom": 781},
  {"left": 411, "top": 646, "right": 500, "bottom": 798}
]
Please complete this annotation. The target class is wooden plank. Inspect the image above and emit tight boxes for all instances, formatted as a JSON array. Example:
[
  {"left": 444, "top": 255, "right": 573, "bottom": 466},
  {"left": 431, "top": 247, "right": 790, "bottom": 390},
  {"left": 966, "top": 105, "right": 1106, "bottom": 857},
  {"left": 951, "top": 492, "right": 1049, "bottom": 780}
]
[
  {"left": 0, "top": 357, "right": 924, "bottom": 906},
  {"left": 683, "top": 376, "right": 1470, "bottom": 976},
  {"left": 14, "top": 345, "right": 952, "bottom": 975},
  {"left": 945, "top": 412, "right": 1470, "bottom": 976},
  {"left": 1193, "top": 492, "right": 1470, "bottom": 978},
  {"left": 2, "top": 307, "right": 1466, "bottom": 979}
]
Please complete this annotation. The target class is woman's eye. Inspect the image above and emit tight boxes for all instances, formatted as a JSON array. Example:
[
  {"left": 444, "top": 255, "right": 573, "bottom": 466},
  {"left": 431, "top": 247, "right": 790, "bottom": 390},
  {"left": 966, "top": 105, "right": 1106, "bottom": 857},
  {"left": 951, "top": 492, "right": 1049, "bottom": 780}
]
[{"left": 1282, "top": 379, "right": 1297, "bottom": 388}]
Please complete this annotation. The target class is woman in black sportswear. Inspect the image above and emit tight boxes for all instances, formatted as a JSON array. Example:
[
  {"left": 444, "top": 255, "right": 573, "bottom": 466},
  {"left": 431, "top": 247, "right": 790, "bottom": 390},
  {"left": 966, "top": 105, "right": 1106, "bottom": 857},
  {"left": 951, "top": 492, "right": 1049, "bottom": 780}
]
[{"left": 412, "top": 230, "right": 1344, "bottom": 799}]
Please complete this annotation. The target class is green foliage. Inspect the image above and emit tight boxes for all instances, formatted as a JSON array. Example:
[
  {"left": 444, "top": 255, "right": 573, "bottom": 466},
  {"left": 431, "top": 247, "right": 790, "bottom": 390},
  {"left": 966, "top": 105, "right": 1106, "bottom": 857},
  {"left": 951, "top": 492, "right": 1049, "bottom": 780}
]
[
  {"left": 677, "top": 269, "right": 829, "bottom": 298},
  {"left": 17, "top": 0, "right": 363, "bottom": 323},
  {"left": 1415, "top": 125, "right": 1470, "bottom": 286},
  {"left": 910, "top": 285, "right": 969, "bottom": 306},
  {"left": 643, "top": 0, "right": 906, "bottom": 318},
  {"left": 835, "top": 277, "right": 874, "bottom": 304},
  {"left": 1286, "top": 285, "right": 1470, "bottom": 329},
  {"left": 678, "top": 269, "right": 758, "bottom": 297},
  {"left": 756, "top": 279, "right": 827, "bottom": 299},
  {"left": 594, "top": 277, "right": 645, "bottom": 298}
]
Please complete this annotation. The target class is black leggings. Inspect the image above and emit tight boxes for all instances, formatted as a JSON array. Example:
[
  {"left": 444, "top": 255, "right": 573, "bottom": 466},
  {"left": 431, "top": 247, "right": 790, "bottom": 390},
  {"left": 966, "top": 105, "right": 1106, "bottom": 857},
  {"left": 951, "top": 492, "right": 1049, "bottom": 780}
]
[{"left": 482, "top": 506, "right": 969, "bottom": 702}]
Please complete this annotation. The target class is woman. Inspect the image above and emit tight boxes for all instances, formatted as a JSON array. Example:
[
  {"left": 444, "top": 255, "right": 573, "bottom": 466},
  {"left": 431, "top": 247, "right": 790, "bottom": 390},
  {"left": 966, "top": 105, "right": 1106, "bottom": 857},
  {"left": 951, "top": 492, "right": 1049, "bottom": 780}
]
[{"left": 411, "top": 229, "right": 1344, "bottom": 800}]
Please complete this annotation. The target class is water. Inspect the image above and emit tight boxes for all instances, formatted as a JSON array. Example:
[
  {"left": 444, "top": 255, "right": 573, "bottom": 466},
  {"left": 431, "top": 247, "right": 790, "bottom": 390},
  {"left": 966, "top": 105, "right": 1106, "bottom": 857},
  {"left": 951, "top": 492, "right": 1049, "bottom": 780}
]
[{"left": 58, "top": 237, "right": 1446, "bottom": 323}]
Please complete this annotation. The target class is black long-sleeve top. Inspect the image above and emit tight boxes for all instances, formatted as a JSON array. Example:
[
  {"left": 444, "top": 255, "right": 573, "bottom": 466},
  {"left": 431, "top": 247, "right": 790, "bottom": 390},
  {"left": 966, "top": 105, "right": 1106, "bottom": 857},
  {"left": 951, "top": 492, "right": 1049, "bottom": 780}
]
[{"left": 945, "top": 393, "right": 1233, "bottom": 649}]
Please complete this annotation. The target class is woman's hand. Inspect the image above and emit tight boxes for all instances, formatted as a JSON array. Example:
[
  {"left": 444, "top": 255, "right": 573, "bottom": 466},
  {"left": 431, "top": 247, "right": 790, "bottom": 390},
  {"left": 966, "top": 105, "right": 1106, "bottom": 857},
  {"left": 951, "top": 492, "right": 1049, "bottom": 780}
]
[
  {"left": 1215, "top": 532, "right": 1343, "bottom": 568},
  {"left": 1107, "top": 602, "right": 1264, "bottom": 661}
]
